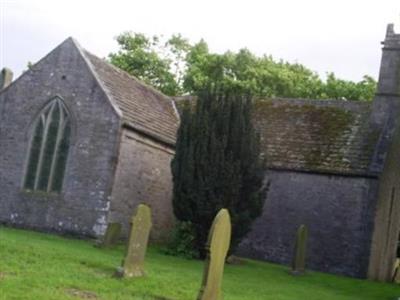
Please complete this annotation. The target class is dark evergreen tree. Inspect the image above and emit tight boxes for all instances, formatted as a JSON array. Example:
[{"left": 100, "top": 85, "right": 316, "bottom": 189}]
[{"left": 171, "top": 86, "right": 267, "bottom": 258}]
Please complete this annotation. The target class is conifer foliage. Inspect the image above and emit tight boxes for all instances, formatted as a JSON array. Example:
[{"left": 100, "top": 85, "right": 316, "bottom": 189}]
[{"left": 171, "top": 87, "right": 266, "bottom": 257}]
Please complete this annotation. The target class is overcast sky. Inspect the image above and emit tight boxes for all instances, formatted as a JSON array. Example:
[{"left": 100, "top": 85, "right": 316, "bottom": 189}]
[{"left": 1, "top": 0, "right": 399, "bottom": 81}]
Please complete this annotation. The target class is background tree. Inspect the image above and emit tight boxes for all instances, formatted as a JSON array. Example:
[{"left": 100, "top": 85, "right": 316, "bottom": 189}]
[
  {"left": 109, "top": 33, "right": 190, "bottom": 96},
  {"left": 183, "top": 42, "right": 377, "bottom": 100},
  {"left": 171, "top": 85, "right": 266, "bottom": 258},
  {"left": 109, "top": 32, "right": 377, "bottom": 101}
]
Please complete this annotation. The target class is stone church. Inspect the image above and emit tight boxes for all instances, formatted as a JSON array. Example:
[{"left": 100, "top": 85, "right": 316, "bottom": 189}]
[
  {"left": 0, "top": 24, "right": 399, "bottom": 282},
  {"left": 0, "top": 37, "right": 179, "bottom": 242}
]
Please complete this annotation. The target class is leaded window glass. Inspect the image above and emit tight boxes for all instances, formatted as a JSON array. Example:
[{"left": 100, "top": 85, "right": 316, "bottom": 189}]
[{"left": 24, "top": 98, "right": 71, "bottom": 193}]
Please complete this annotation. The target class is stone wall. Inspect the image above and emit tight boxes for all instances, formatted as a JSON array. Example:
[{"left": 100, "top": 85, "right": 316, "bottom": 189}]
[
  {"left": 237, "top": 169, "right": 378, "bottom": 278},
  {"left": 367, "top": 23, "right": 400, "bottom": 282},
  {"left": 0, "top": 38, "right": 121, "bottom": 237},
  {"left": 368, "top": 118, "right": 400, "bottom": 281},
  {"left": 108, "top": 128, "right": 175, "bottom": 243}
]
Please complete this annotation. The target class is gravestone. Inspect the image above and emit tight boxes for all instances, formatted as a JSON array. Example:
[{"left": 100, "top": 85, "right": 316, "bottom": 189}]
[
  {"left": 99, "top": 222, "right": 121, "bottom": 248},
  {"left": 392, "top": 258, "right": 400, "bottom": 283},
  {"left": 291, "top": 224, "right": 308, "bottom": 275},
  {"left": 117, "top": 204, "right": 152, "bottom": 278},
  {"left": 197, "top": 209, "right": 231, "bottom": 300}
]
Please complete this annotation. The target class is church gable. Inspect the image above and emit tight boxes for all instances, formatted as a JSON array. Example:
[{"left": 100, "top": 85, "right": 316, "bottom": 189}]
[
  {"left": 0, "top": 37, "right": 120, "bottom": 122},
  {"left": 0, "top": 37, "right": 122, "bottom": 237}
]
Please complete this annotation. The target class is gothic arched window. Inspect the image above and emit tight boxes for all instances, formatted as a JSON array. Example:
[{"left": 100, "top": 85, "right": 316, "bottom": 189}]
[{"left": 24, "top": 98, "right": 71, "bottom": 193}]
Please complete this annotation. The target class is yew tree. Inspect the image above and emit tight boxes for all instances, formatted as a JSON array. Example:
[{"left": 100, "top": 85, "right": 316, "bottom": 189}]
[{"left": 171, "top": 86, "right": 267, "bottom": 257}]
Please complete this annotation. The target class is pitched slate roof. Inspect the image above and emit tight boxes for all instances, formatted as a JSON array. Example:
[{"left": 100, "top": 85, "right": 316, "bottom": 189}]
[
  {"left": 174, "top": 96, "right": 383, "bottom": 176},
  {"left": 254, "top": 98, "right": 381, "bottom": 176},
  {"left": 81, "top": 48, "right": 179, "bottom": 146}
]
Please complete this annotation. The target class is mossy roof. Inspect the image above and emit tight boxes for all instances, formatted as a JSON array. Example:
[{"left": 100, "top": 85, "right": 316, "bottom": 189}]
[
  {"left": 174, "top": 96, "right": 381, "bottom": 176},
  {"left": 253, "top": 98, "right": 380, "bottom": 176}
]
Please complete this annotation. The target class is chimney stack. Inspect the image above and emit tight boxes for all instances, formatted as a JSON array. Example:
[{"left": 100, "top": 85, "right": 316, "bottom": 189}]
[{"left": 0, "top": 68, "right": 13, "bottom": 91}]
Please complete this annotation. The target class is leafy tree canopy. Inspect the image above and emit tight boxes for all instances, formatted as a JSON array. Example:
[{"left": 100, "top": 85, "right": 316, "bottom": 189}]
[
  {"left": 109, "top": 32, "right": 377, "bottom": 100},
  {"left": 109, "top": 33, "right": 190, "bottom": 96}
]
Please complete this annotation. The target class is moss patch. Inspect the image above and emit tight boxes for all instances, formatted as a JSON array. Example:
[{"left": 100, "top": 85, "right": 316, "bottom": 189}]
[{"left": 253, "top": 99, "right": 375, "bottom": 173}]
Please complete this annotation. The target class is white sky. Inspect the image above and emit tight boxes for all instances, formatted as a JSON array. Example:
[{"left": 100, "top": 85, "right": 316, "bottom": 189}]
[{"left": 0, "top": 0, "right": 399, "bottom": 81}]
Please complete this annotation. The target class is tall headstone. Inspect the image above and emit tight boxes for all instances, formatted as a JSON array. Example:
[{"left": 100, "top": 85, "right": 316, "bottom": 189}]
[
  {"left": 197, "top": 209, "right": 231, "bottom": 300},
  {"left": 117, "top": 204, "right": 152, "bottom": 278},
  {"left": 291, "top": 224, "right": 308, "bottom": 275},
  {"left": 99, "top": 222, "right": 122, "bottom": 248},
  {"left": 392, "top": 258, "right": 400, "bottom": 283}
]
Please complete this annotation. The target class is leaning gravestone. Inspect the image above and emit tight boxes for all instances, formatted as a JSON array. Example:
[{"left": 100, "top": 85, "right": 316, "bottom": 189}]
[
  {"left": 99, "top": 222, "right": 121, "bottom": 248},
  {"left": 116, "top": 204, "right": 152, "bottom": 278},
  {"left": 197, "top": 209, "right": 231, "bottom": 300},
  {"left": 291, "top": 224, "right": 308, "bottom": 275}
]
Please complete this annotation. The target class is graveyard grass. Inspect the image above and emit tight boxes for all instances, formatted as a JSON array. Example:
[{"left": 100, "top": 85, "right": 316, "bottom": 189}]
[{"left": 0, "top": 227, "right": 399, "bottom": 300}]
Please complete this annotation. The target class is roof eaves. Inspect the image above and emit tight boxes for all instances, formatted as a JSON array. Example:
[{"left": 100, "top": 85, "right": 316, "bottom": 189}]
[{"left": 122, "top": 121, "right": 176, "bottom": 149}]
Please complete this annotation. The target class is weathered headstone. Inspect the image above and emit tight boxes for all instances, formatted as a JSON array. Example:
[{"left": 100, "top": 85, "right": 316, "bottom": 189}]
[
  {"left": 99, "top": 222, "right": 121, "bottom": 248},
  {"left": 116, "top": 204, "right": 152, "bottom": 278},
  {"left": 291, "top": 224, "right": 308, "bottom": 275},
  {"left": 197, "top": 209, "right": 231, "bottom": 300},
  {"left": 392, "top": 258, "right": 400, "bottom": 283}
]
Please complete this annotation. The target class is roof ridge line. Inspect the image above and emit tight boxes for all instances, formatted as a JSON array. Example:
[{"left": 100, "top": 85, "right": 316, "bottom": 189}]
[{"left": 259, "top": 97, "right": 371, "bottom": 105}]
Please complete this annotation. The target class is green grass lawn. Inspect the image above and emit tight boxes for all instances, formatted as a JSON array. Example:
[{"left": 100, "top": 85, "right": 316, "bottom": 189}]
[{"left": 0, "top": 226, "right": 399, "bottom": 300}]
